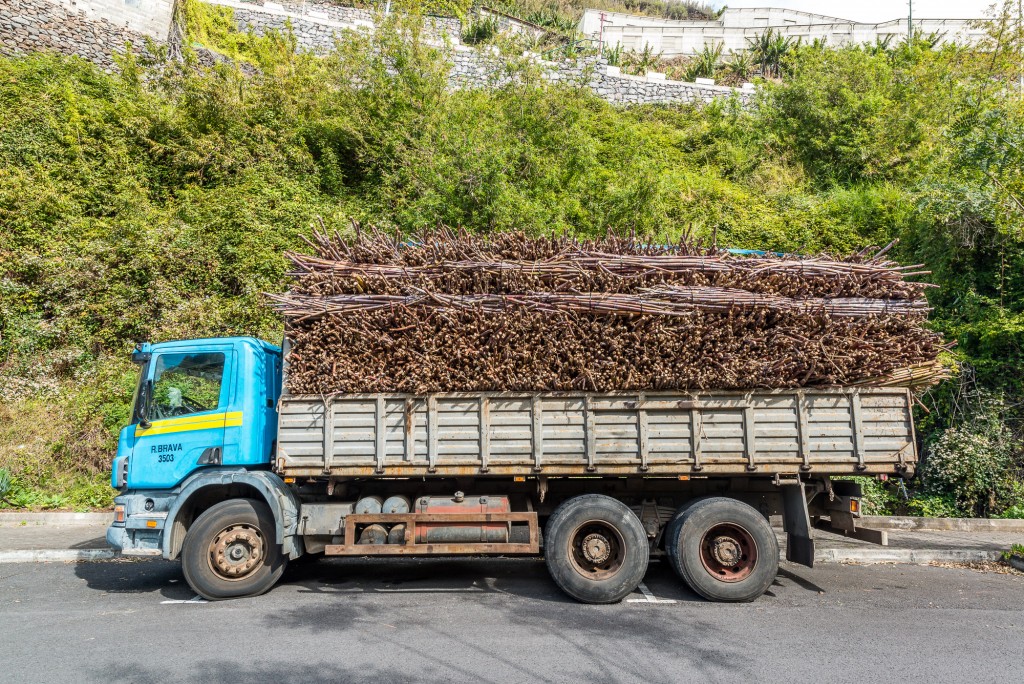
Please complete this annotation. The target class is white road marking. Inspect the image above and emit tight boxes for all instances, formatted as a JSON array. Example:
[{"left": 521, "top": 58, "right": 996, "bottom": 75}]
[
  {"left": 626, "top": 582, "right": 676, "bottom": 604},
  {"left": 160, "top": 595, "right": 208, "bottom": 604},
  {"left": 373, "top": 587, "right": 484, "bottom": 593}
]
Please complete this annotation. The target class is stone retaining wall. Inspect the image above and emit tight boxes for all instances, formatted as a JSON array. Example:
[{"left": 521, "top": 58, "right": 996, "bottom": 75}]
[
  {"left": 224, "top": 0, "right": 461, "bottom": 44},
  {"left": 229, "top": 1, "right": 750, "bottom": 106},
  {"left": 232, "top": 4, "right": 348, "bottom": 53},
  {"left": 0, "top": 0, "right": 149, "bottom": 70},
  {"left": 450, "top": 49, "right": 750, "bottom": 106},
  {"left": 0, "top": 0, "right": 750, "bottom": 106},
  {"left": 222, "top": 0, "right": 749, "bottom": 106}
]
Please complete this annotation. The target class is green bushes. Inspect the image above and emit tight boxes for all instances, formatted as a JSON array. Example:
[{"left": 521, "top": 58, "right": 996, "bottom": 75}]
[
  {"left": 0, "top": 17, "right": 1022, "bottom": 511},
  {"left": 921, "top": 398, "right": 1022, "bottom": 517}
]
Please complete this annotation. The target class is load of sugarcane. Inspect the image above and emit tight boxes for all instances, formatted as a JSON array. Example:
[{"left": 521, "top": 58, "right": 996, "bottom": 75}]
[{"left": 269, "top": 223, "right": 949, "bottom": 395}]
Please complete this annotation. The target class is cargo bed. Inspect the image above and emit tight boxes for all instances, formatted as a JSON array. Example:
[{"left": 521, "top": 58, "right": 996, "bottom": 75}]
[{"left": 275, "top": 388, "right": 917, "bottom": 478}]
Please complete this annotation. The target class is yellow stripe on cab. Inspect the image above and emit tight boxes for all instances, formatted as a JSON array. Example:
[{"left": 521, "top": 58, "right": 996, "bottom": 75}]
[{"left": 135, "top": 411, "right": 243, "bottom": 437}]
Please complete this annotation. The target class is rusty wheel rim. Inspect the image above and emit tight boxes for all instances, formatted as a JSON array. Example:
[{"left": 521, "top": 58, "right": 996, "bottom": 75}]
[
  {"left": 567, "top": 521, "right": 625, "bottom": 581},
  {"left": 208, "top": 523, "right": 265, "bottom": 581},
  {"left": 698, "top": 523, "right": 757, "bottom": 583}
]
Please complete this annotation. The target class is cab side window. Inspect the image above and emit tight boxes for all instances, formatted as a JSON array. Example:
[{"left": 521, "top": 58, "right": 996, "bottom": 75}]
[{"left": 151, "top": 352, "right": 225, "bottom": 420}]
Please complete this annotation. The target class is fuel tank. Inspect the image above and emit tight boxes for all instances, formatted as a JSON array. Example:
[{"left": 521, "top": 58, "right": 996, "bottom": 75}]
[{"left": 413, "top": 493, "right": 510, "bottom": 544}]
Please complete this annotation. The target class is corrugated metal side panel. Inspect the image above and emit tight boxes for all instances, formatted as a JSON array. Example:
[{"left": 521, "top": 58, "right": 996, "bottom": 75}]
[
  {"left": 275, "top": 389, "right": 915, "bottom": 475},
  {"left": 489, "top": 398, "right": 535, "bottom": 462},
  {"left": 860, "top": 393, "right": 914, "bottom": 464},
  {"left": 806, "top": 394, "right": 856, "bottom": 460},
  {"left": 330, "top": 398, "right": 376, "bottom": 465},
  {"left": 277, "top": 399, "right": 326, "bottom": 467}
]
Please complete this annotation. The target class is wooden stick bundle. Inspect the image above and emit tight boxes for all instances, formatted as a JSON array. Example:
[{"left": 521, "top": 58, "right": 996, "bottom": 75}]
[{"left": 272, "top": 225, "right": 948, "bottom": 394}]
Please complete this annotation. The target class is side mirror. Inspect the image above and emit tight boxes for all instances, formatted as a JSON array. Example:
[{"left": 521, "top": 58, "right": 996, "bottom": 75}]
[
  {"left": 131, "top": 347, "right": 151, "bottom": 366},
  {"left": 139, "top": 379, "right": 153, "bottom": 430}
]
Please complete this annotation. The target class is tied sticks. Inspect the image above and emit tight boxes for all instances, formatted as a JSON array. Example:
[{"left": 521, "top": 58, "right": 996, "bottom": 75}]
[
  {"left": 269, "top": 289, "right": 931, "bottom": 320},
  {"left": 271, "top": 224, "right": 949, "bottom": 395}
]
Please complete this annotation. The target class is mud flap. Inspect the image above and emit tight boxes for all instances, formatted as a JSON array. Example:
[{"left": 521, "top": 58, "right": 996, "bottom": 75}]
[{"left": 782, "top": 482, "right": 814, "bottom": 568}]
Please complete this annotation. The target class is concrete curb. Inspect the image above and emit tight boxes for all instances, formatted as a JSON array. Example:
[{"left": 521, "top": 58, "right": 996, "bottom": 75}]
[
  {"left": 0, "top": 512, "right": 111, "bottom": 527},
  {"left": 0, "top": 549, "right": 117, "bottom": 563},
  {"left": 5, "top": 512, "right": 1021, "bottom": 532},
  {"left": 815, "top": 548, "right": 1003, "bottom": 564},
  {"left": 860, "top": 516, "right": 1024, "bottom": 533}
]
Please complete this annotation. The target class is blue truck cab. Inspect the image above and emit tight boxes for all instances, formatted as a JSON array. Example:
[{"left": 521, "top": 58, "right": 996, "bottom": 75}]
[{"left": 107, "top": 337, "right": 302, "bottom": 581}]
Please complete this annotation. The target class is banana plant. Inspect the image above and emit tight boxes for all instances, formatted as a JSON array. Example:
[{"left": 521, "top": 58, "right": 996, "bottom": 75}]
[{"left": 747, "top": 28, "right": 796, "bottom": 78}]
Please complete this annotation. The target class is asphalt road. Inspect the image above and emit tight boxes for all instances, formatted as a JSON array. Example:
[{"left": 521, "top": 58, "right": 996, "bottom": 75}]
[{"left": 1, "top": 557, "right": 1022, "bottom": 684}]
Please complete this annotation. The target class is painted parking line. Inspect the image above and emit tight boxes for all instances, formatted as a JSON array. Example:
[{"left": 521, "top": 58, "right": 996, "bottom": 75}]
[
  {"left": 160, "top": 595, "right": 209, "bottom": 604},
  {"left": 626, "top": 582, "right": 676, "bottom": 604}
]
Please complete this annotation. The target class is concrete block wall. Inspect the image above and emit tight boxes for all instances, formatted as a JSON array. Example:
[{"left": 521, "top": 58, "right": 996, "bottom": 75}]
[{"left": 582, "top": 7, "right": 987, "bottom": 58}]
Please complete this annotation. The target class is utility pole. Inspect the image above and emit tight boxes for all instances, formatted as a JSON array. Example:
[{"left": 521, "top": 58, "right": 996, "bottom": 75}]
[{"left": 907, "top": 0, "right": 913, "bottom": 42}]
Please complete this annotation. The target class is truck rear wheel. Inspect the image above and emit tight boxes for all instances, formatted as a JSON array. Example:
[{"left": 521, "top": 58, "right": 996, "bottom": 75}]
[
  {"left": 544, "top": 494, "right": 649, "bottom": 604},
  {"left": 666, "top": 497, "right": 778, "bottom": 603},
  {"left": 181, "top": 498, "right": 287, "bottom": 600}
]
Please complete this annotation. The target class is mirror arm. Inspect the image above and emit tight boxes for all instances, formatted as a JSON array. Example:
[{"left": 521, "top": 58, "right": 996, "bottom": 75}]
[{"left": 139, "top": 379, "right": 153, "bottom": 430}]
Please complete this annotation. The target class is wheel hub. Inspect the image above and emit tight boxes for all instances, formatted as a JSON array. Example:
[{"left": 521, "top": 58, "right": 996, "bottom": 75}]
[
  {"left": 710, "top": 536, "right": 741, "bottom": 566},
  {"left": 210, "top": 525, "right": 263, "bottom": 580},
  {"left": 698, "top": 522, "right": 758, "bottom": 583},
  {"left": 567, "top": 521, "right": 626, "bottom": 581},
  {"left": 581, "top": 533, "right": 611, "bottom": 564}
]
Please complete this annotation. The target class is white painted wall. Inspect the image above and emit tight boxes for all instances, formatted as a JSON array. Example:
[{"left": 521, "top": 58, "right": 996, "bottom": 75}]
[
  {"left": 56, "top": 0, "right": 175, "bottom": 38},
  {"left": 582, "top": 7, "right": 986, "bottom": 57}
]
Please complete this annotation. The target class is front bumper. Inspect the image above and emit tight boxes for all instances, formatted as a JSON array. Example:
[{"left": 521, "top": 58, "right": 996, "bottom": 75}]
[
  {"left": 106, "top": 491, "right": 177, "bottom": 557},
  {"left": 106, "top": 524, "right": 162, "bottom": 557}
]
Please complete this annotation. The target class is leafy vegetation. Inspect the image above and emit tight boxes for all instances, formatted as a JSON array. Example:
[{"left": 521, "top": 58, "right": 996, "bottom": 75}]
[
  {"left": 1, "top": 6, "right": 1023, "bottom": 512},
  {"left": 461, "top": 15, "right": 500, "bottom": 44},
  {"left": 1003, "top": 543, "right": 1024, "bottom": 560},
  {"left": 491, "top": 0, "right": 715, "bottom": 32}
]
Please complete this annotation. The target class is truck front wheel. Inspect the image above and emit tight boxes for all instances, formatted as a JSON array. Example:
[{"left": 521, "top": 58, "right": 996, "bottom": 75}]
[
  {"left": 544, "top": 494, "right": 649, "bottom": 604},
  {"left": 181, "top": 498, "right": 287, "bottom": 600},
  {"left": 666, "top": 497, "right": 778, "bottom": 602}
]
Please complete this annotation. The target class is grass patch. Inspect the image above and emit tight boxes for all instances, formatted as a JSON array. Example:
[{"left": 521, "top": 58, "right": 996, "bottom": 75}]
[{"left": 0, "top": 390, "right": 120, "bottom": 511}]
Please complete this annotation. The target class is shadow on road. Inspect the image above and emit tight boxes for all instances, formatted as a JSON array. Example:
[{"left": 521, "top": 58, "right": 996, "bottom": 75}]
[
  {"left": 73, "top": 558, "right": 195, "bottom": 600},
  {"left": 95, "top": 661, "right": 451, "bottom": 684},
  {"left": 260, "top": 558, "right": 750, "bottom": 684},
  {"left": 69, "top": 536, "right": 109, "bottom": 550},
  {"left": 773, "top": 566, "right": 827, "bottom": 595}
]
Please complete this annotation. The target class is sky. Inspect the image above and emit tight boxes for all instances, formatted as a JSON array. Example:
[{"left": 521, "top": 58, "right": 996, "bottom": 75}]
[{"left": 710, "top": 0, "right": 997, "bottom": 23}]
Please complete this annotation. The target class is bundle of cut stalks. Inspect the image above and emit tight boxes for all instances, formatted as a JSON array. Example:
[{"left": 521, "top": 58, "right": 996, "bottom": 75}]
[{"left": 269, "top": 223, "right": 950, "bottom": 395}]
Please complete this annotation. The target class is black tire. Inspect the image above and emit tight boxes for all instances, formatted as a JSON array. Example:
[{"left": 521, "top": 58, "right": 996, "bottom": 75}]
[
  {"left": 181, "top": 498, "right": 287, "bottom": 600},
  {"left": 544, "top": 494, "right": 649, "bottom": 604},
  {"left": 661, "top": 496, "right": 712, "bottom": 551},
  {"left": 666, "top": 497, "right": 778, "bottom": 603}
]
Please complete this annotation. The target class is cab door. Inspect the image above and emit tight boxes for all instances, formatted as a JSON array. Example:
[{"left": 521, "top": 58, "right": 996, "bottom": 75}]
[{"left": 129, "top": 347, "right": 234, "bottom": 488}]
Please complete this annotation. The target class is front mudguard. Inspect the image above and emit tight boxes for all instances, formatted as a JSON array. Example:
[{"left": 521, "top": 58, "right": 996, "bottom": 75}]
[{"left": 161, "top": 469, "right": 303, "bottom": 560}]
